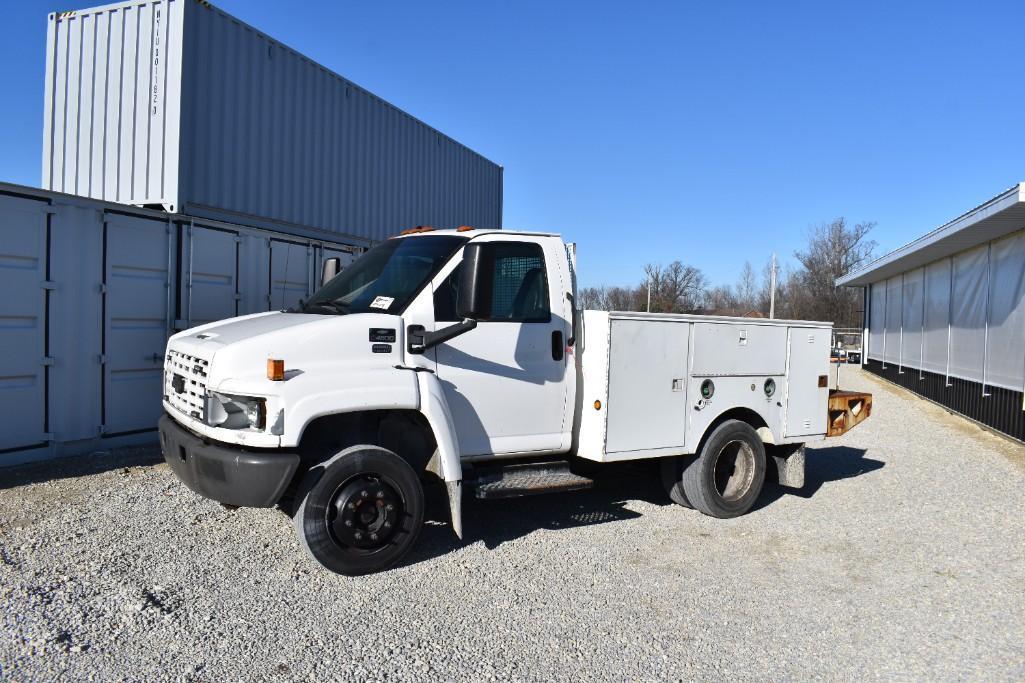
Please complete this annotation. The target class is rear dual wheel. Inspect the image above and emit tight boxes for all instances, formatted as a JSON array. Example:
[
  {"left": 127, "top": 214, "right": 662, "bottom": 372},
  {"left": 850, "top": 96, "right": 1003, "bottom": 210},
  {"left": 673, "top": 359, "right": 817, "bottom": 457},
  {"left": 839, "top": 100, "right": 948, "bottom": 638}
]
[
  {"left": 663, "top": 419, "right": 766, "bottom": 518},
  {"left": 294, "top": 445, "right": 424, "bottom": 576}
]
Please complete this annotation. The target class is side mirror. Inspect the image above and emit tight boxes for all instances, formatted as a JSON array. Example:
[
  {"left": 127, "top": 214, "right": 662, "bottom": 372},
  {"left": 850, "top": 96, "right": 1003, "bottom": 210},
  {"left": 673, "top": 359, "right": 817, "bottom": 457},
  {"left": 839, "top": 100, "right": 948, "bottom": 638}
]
[
  {"left": 457, "top": 243, "right": 493, "bottom": 320},
  {"left": 321, "top": 257, "right": 341, "bottom": 286}
]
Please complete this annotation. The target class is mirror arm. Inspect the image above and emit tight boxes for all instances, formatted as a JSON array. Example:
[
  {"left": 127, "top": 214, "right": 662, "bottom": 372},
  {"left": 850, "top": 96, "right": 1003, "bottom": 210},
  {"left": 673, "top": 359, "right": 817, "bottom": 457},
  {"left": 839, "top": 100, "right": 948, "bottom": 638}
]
[{"left": 411, "top": 319, "right": 478, "bottom": 353}]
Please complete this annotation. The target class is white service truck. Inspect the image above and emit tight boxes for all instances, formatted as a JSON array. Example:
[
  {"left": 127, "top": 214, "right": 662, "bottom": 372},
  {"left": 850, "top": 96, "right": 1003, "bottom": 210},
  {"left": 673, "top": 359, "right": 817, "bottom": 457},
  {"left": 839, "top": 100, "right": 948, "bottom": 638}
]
[{"left": 159, "top": 229, "right": 870, "bottom": 575}]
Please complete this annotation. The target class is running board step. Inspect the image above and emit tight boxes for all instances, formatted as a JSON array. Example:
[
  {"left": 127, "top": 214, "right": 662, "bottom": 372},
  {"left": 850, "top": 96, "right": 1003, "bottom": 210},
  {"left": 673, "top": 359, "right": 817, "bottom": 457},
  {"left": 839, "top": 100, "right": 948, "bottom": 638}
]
[{"left": 470, "top": 461, "right": 594, "bottom": 500}]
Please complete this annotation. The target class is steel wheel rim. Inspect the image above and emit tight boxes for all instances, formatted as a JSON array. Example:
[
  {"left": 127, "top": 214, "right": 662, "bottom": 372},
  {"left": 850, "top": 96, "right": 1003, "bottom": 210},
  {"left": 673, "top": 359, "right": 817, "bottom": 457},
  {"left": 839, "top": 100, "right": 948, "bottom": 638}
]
[
  {"left": 713, "top": 439, "right": 756, "bottom": 502},
  {"left": 325, "top": 474, "right": 404, "bottom": 552}
]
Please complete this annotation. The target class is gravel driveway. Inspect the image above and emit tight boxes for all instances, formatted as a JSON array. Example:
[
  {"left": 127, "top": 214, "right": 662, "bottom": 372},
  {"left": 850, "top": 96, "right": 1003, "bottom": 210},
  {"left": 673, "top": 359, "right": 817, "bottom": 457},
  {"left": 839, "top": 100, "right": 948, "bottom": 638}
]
[{"left": 2, "top": 367, "right": 1024, "bottom": 681}]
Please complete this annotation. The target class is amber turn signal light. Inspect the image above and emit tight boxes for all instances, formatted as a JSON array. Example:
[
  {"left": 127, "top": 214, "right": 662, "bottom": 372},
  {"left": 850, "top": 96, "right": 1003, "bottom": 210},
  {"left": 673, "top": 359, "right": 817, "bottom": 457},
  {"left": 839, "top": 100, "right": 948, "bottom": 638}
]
[
  {"left": 267, "top": 358, "right": 285, "bottom": 381},
  {"left": 593, "top": 399, "right": 602, "bottom": 410}
]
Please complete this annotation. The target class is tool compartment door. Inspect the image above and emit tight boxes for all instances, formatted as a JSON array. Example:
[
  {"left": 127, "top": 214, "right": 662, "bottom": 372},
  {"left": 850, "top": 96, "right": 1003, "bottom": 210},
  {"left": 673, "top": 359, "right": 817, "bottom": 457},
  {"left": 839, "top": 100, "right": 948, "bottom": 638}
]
[
  {"left": 605, "top": 320, "right": 689, "bottom": 453},
  {"left": 784, "top": 326, "right": 830, "bottom": 437}
]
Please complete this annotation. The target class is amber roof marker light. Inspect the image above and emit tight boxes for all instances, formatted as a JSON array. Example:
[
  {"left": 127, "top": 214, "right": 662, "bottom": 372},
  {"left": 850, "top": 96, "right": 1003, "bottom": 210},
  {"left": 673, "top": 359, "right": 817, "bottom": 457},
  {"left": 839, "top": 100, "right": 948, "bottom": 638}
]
[{"left": 399, "top": 225, "right": 435, "bottom": 236}]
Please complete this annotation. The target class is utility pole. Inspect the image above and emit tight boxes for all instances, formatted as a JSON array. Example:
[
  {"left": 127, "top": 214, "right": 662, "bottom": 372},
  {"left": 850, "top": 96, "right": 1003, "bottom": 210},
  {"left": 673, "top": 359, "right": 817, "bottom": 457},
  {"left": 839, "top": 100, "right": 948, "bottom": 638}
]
[
  {"left": 769, "top": 252, "right": 777, "bottom": 319},
  {"left": 646, "top": 281, "right": 651, "bottom": 313}
]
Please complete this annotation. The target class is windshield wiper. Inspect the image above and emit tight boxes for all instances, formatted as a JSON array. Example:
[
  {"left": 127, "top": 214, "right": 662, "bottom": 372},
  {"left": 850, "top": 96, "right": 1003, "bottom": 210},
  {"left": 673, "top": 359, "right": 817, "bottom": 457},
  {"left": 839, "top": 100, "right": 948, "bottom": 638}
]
[{"left": 302, "top": 299, "right": 350, "bottom": 315}]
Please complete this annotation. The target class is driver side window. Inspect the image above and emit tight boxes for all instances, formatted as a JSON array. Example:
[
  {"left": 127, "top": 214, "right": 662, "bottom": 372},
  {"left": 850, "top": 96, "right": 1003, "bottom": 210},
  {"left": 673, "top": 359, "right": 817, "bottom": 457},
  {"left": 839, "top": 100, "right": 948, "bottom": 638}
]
[{"left": 434, "top": 242, "right": 551, "bottom": 323}]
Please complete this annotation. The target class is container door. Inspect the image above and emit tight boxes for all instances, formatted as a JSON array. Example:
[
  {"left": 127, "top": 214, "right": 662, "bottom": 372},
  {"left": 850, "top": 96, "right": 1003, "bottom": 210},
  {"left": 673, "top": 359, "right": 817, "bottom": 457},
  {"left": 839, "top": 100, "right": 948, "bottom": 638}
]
[
  {"left": 606, "top": 320, "right": 690, "bottom": 453},
  {"left": 784, "top": 327, "right": 830, "bottom": 437},
  {"left": 183, "top": 226, "right": 238, "bottom": 327},
  {"left": 0, "top": 195, "right": 49, "bottom": 450},
  {"left": 269, "top": 240, "right": 312, "bottom": 311},
  {"left": 103, "top": 215, "right": 171, "bottom": 434}
]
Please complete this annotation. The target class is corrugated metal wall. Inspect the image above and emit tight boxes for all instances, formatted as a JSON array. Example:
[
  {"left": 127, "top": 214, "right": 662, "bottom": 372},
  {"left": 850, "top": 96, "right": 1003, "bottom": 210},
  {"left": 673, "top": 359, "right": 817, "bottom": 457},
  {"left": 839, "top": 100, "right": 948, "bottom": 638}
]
[
  {"left": 0, "top": 182, "right": 361, "bottom": 463},
  {"left": 42, "top": 0, "right": 503, "bottom": 244}
]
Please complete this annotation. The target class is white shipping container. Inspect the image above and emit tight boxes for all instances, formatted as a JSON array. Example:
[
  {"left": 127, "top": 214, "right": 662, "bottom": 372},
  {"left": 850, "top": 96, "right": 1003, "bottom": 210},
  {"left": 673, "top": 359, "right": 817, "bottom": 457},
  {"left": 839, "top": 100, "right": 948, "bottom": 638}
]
[{"left": 42, "top": 0, "right": 503, "bottom": 244}]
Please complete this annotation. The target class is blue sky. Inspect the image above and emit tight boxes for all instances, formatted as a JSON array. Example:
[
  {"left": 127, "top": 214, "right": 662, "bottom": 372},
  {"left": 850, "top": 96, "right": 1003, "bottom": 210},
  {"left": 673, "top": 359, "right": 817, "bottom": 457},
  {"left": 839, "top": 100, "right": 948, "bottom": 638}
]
[{"left": 2, "top": 1, "right": 1023, "bottom": 288}]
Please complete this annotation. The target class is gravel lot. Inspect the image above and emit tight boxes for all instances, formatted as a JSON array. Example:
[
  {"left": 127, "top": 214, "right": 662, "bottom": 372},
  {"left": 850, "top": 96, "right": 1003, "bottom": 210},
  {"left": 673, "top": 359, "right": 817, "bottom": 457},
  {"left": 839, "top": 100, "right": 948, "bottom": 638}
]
[{"left": 2, "top": 367, "right": 1024, "bottom": 681}]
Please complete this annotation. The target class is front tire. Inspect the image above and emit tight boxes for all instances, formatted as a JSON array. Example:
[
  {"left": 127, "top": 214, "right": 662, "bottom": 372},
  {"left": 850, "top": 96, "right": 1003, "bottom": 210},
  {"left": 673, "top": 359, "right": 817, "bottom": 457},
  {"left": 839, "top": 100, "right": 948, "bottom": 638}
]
[
  {"left": 680, "top": 420, "right": 766, "bottom": 518},
  {"left": 294, "top": 445, "right": 424, "bottom": 575}
]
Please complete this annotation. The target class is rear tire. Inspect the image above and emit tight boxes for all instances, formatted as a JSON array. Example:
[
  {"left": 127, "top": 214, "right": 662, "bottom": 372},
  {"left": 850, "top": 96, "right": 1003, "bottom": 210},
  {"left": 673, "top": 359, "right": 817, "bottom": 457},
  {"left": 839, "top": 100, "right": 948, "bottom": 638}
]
[
  {"left": 680, "top": 420, "right": 766, "bottom": 518},
  {"left": 294, "top": 445, "right": 424, "bottom": 575},
  {"left": 660, "top": 456, "right": 694, "bottom": 508}
]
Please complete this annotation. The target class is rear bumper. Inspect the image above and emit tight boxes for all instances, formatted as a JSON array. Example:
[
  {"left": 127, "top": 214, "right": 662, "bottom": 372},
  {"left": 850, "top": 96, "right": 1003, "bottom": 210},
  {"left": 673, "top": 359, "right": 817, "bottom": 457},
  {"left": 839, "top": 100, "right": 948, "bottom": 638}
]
[{"left": 159, "top": 414, "right": 299, "bottom": 508}]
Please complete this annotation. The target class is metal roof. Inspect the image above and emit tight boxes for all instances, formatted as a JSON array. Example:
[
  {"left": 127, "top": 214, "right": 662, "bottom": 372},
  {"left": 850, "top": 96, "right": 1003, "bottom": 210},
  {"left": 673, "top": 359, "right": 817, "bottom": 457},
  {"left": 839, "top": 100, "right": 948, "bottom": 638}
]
[{"left": 837, "top": 183, "right": 1025, "bottom": 286}]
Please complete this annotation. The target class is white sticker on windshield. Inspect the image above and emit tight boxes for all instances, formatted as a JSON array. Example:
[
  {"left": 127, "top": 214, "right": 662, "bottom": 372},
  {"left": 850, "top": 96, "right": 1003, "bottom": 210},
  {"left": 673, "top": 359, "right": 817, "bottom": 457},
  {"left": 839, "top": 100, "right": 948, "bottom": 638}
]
[{"left": 370, "top": 296, "right": 394, "bottom": 310}]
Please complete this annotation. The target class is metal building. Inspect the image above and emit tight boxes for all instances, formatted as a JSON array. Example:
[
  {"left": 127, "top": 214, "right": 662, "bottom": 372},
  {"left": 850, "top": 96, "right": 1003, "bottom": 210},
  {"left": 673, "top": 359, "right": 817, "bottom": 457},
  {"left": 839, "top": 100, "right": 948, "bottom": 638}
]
[
  {"left": 42, "top": 0, "right": 503, "bottom": 242},
  {"left": 839, "top": 183, "right": 1025, "bottom": 442}
]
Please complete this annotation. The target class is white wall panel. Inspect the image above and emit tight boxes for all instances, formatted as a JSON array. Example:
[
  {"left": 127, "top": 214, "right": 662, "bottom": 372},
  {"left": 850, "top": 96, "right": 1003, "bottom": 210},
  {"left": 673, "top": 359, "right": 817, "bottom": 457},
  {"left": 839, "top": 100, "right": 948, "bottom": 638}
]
[
  {"left": 922, "top": 259, "right": 951, "bottom": 375},
  {"left": 884, "top": 277, "right": 902, "bottom": 364},
  {"left": 868, "top": 281, "right": 885, "bottom": 360},
  {"left": 985, "top": 231, "right": 1025, "bottom": 390},
  {"left": 900, "top": 268, "right": 924, "bottom": 370},
  {"left": 949, "top": 246, "right": 988, "bottom": 382}
]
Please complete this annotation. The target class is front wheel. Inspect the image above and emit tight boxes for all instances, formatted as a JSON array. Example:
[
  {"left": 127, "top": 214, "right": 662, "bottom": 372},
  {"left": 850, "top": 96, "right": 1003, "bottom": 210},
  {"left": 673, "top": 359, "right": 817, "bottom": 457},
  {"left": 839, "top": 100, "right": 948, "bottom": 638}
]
[
  {"left": 294, "top": 445, "right": 424, "bottom": 575},
  {"left": 679, "top": 420, "right": 766, "bottom": 518}
]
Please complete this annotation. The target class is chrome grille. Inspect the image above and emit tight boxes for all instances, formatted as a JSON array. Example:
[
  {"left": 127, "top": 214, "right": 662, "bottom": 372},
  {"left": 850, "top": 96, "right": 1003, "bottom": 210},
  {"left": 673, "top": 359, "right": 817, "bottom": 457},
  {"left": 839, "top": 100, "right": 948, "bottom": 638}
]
[{"left": 165, "top": 349, "right": 210, "bottom": 420}]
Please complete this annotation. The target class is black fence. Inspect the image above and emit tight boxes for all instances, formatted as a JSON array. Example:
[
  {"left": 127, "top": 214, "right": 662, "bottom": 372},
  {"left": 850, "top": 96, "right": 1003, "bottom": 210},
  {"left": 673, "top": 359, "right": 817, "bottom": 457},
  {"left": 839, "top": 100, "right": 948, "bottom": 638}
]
[{"left": 864, "top": 359, "right": 1025, "bottom": 442}]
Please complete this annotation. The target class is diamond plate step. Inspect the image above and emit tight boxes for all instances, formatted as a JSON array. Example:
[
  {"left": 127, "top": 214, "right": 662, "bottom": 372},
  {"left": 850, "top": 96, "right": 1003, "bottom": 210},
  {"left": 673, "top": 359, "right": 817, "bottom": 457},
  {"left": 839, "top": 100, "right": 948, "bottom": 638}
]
[{"left": 471, "top": 461, "right": 594, "bottom": 500}]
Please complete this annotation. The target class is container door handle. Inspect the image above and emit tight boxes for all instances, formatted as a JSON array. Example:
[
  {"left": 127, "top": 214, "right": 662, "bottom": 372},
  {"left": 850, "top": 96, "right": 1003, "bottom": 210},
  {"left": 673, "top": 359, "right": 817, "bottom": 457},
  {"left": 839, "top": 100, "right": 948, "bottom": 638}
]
[{"left": 551, "top": 330, "right": 564, "bottom": 361}]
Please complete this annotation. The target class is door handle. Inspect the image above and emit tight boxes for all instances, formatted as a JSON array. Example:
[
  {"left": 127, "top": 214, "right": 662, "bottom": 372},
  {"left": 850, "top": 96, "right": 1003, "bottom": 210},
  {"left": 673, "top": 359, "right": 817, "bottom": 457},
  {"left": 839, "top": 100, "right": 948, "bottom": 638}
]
[{"left": 551, "top": 330, "right": 564, "bottom": 361}]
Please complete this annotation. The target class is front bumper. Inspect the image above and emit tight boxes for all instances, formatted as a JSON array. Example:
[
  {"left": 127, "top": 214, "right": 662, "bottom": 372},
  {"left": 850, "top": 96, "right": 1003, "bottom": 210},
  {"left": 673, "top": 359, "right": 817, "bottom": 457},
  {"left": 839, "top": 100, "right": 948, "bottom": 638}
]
[{"left": 159, "top": 414, "right": 299, "bottom": 508}]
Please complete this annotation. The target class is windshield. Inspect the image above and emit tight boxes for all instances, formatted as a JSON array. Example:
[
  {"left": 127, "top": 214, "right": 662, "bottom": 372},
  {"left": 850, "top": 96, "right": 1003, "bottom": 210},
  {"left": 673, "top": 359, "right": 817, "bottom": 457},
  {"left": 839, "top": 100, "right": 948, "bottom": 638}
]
[{"left": 301, "top": 235, "right": 466, "bottom": 315}]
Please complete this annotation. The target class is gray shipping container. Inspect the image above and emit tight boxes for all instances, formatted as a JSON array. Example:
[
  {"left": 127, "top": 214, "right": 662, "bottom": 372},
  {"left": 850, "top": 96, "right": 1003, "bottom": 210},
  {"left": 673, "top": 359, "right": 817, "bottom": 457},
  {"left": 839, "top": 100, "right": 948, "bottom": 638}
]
[
  {"left": 42, "top": 0, "right": 503, "bottom": 243},
  {"left": 0, "top": 180, "right": 361, "bottom": 464}
]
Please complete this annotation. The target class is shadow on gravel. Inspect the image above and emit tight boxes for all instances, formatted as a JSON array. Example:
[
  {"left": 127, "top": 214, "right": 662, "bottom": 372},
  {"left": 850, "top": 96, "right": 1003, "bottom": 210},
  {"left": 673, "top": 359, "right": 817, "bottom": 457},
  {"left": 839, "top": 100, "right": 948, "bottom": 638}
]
[
  {"left": 0, "top": 444, "right": 163, "bottom": 491},
  {"left": 405, "top": 461, "right": 669, "bottom": 567},
  {"left": 754, "top": 445, "right": 883, "bottom": 511}
]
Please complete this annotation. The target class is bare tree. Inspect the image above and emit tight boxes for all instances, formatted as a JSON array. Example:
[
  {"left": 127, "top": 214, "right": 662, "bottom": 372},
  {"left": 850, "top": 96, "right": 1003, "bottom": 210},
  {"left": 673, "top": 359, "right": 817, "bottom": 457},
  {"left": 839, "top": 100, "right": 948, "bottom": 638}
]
[
  {"left": 735, "top": 261, "right": 758, "bottom": 312},
  {"left": 643, "top": 261, "right": 707, "bottom": 313},
  {"left": 704, "top": 284, "right": 737, "bottom": 312},
  {"left": 579, "top": 285, "right": 641, "bottom": 311},
  {"left": 578, "top": 286, "right": 608, "bottom": 311},
  {"left": 787, "top": 218, "right": 876, "bottom": 326}
]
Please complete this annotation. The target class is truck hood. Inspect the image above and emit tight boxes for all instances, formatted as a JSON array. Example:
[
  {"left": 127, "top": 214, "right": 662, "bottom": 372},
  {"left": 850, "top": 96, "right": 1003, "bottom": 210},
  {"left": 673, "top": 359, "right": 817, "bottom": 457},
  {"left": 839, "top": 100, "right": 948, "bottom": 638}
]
[
  {"left": 168, "top": 311, "right": 405, "bottom": 391},
  {"left": 174, "top": 311, "right": 331, "bottom": 347}
]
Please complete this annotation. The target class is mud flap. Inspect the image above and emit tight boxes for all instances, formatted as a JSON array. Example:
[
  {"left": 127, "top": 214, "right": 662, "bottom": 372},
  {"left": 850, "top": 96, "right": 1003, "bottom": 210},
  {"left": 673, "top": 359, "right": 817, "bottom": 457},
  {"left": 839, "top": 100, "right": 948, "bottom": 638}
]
[
  {"left": 446, "top": 480, "right": 463, "bottom": 539},
  {"left": 767, "top": 443, "right": 805, "bottom": 489}
]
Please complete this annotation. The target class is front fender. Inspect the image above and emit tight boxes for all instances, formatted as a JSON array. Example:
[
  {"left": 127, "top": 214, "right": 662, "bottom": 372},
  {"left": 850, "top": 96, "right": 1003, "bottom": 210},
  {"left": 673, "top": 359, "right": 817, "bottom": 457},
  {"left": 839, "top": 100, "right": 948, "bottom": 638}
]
[
  {"left": 282, "top": 367, "right": 420, "bottom": 447},
  {"left": 415, "top": 371, "right": 462, "bottom": 483}
]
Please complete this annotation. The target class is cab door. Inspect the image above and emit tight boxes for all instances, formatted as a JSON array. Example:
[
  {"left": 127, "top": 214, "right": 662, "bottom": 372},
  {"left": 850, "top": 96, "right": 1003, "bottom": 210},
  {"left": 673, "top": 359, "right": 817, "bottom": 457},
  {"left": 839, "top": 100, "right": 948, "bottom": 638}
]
[{"left": 427, "top": 236, "right": 572, "bottom": 457}]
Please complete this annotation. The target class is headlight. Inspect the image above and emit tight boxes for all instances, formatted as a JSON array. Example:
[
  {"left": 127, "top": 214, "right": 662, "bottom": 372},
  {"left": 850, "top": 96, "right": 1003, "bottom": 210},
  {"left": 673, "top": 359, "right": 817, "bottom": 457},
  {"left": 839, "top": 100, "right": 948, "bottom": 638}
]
[{"left": 205, "top": 392, "right": 267, "bottom": 430}]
